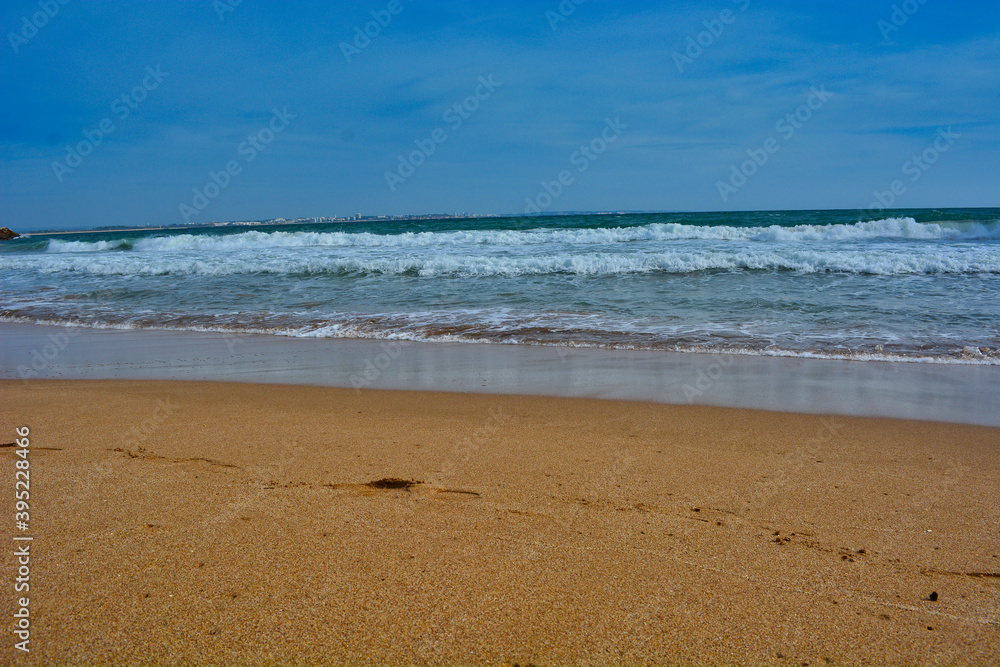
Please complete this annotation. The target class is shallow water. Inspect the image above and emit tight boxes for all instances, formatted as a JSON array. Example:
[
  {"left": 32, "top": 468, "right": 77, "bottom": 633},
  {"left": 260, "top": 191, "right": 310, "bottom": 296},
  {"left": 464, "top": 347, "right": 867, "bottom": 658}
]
[{"left": 3, "top": 208, "right": 998, "bottom": 365}]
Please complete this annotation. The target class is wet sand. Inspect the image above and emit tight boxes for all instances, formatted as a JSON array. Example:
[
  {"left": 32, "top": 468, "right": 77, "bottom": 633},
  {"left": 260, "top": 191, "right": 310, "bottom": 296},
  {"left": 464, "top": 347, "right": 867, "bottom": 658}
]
[
  {"left": 3, "top": 323, "right": 999, "bottom": 426},
  {"left": 1, "top": 379, "right": 998, "bottom": 665}
]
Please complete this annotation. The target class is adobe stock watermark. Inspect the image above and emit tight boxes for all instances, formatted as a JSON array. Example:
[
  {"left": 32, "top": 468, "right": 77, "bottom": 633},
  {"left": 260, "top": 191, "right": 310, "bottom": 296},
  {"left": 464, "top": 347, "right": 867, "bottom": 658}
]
[
  {"left": 524, "top": 117, "right": 627, "bottom": 214},
  {"left": 426, "top": 405, "right": 506, "bottom": 489},
  {"left": 528, "top": 448, "right": 635, "bottom": 561},
  {"left": 179, "top": 107, "right": 295, "bottom": 223},
  {"left": 51, "top": 65, "right": 169, "bottom": 183},
  {"left": 221, "top": 329, "right": 252, "bottom": 354},
  {"left": 681, "top": 354, "right": 736, "bottom": 403},
  {"left": 866, "top": 127, "right": 959, "bottom": 213},
  {"left": 716, "top": 85, "right": 833, "bottom": 202},
  {"left": 385, "top": 75, "right": 502, "bottom": 192},
  {"left": 63, "top": 396, "right": 179, "bottom": 548},
  {"left": 756, "top": 416, "right": 843, "bottom": 509},
  {"left": 545, "top": 0, "right": 587, "bottom": 30},
  {"left": 878, "top": 0, "right": 928, "bottom": 42},
  {"left": 120, "top": 399, "right": 179, "bottom": 451},
  {"left": 341, "top": 0, "right": 408, "bottom": 64},
  {"left": 213, "top": 0, "right": 242, "bottom": 21},
  {"left": 673, "top": 0, "right": 749, "bottom": 73},
  {"left": 350, "top": 341, "right": 403, "bottom": 392},
  {"left": 7, "top": 0, "right": 69, "bottom": 54},
  {"left": 15, "top": 327, "right": 79, "bottom": 384},
  {"left": 12, "top": 426, "right": 32, "bottom": 653}
]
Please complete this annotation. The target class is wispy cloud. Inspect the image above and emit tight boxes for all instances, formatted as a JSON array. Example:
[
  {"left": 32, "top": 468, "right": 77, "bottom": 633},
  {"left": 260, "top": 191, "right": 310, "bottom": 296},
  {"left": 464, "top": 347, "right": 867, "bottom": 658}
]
[{"left": 1, "top": 0, "right": 997, "bottom": 229}]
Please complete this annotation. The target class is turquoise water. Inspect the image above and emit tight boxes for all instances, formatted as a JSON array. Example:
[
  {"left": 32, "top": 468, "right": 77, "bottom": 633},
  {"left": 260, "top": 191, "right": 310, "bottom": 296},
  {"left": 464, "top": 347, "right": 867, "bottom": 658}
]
[{"left": 2, "top": 208, "right": 998, "bottom": 364}]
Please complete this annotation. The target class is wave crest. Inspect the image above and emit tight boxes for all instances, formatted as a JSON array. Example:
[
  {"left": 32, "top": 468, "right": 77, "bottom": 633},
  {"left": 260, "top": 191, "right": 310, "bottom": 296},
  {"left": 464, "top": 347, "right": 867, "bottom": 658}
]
[
  {"left": 37, "top": 217, "right": 1000, "bottom": 254},
  {"left": 6, "top": 247, "right": 999, "bottom": 277}
]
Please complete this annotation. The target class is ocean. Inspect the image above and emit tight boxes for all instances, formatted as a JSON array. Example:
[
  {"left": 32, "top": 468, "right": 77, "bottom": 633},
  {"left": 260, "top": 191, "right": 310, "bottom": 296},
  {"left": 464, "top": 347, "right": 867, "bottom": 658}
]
[{"left": 2, "top": 208, "right": 998, "bottom": 365}]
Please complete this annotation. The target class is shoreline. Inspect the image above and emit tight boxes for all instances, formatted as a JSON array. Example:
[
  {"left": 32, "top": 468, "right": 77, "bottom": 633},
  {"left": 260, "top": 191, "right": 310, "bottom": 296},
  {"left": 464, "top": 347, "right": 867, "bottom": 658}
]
[
  {"left": 2, "top": 379, "right": 998, "bottom": 665},
  {"left": 2, "top": 322, "right": 999, "bottom": 426}
]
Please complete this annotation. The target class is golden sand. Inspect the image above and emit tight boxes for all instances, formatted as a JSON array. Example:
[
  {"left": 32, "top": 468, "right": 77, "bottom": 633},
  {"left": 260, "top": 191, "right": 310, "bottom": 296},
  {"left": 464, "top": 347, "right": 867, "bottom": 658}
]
[{"left": 1, "top": 379, "right": 998, "bottom": 665}]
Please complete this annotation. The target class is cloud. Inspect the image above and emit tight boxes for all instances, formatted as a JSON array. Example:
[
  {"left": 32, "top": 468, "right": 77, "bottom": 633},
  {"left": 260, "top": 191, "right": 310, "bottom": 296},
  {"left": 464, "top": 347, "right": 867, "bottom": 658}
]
[{"left": 1, "top": 0, "right": 997, "bottom": 229}]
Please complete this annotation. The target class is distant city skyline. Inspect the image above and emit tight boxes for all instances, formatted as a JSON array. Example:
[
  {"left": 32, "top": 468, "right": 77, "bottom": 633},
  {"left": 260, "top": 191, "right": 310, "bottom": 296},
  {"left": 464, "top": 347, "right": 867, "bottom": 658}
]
[{"left": 2, "top": 0, "right": 998, "bottom": 231}]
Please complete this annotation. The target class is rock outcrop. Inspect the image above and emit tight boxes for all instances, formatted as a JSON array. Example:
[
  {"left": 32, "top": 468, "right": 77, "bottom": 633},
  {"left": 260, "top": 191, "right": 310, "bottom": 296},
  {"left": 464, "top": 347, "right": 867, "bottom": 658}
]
[{"left": 0, "top": 227, "right": 20, "bottom": 240}]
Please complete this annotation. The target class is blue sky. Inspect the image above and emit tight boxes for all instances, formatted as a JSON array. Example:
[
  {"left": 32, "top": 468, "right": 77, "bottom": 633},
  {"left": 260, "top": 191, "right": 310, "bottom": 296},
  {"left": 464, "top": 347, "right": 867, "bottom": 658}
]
[{"left": 1, "top": 0, "right": 998, "bottom": 231}]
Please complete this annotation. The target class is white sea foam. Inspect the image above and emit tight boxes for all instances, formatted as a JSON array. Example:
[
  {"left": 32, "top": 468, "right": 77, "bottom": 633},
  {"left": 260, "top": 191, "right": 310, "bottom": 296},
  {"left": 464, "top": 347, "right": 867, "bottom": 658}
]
[
  {"left": 7, "top": 216, "right": 996, "bottom": 367},
  {"left": 9, "top": 245, "right": 1000, "bottom": 276},
  {"left": 44, "top": 239, "right": 132, "bottom": 252},
  {"left": 39, "top": 217, "right": 1000, "bottom": 254},
  {"left": 3, "top": 314, "right": 997, "bottom": 366}
]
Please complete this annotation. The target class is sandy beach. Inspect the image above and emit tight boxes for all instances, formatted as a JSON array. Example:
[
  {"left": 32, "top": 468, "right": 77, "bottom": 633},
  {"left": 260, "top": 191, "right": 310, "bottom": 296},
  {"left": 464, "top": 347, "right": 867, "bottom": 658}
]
[
  {"left": 5, "top": 0, "right": 999, "bottom": 664},
  {"left": 2, "top": 379, "right": 998, "bottom": 665}
]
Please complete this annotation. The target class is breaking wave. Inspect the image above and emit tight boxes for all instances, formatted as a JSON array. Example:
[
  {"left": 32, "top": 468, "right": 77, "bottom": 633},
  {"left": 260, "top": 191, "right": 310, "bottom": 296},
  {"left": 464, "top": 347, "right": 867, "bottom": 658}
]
[{"left": 37, "top": 217, "right": 1000, "bottom": 255}]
